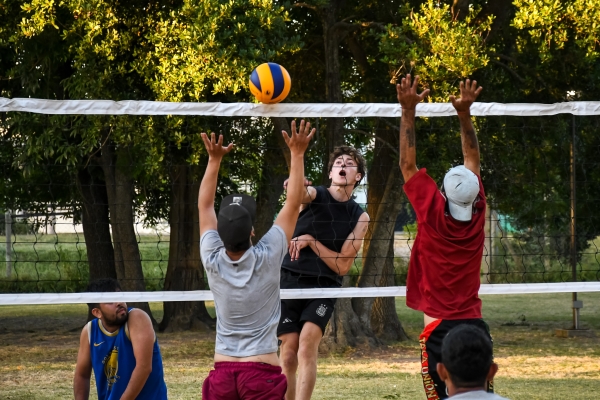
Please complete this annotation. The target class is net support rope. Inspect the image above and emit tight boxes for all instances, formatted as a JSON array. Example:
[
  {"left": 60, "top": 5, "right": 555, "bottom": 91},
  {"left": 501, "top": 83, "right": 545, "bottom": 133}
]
[
  {"left": 2, "top": 98, "right": 600, "bottom": 117},
  {"left": 1, "top": 282, "right": 600, "bottom": 305}
]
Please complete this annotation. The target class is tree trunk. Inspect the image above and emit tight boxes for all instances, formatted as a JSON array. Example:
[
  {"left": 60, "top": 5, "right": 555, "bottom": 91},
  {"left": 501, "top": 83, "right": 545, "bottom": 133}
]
[
  {"left": 77, "top": 166, "right": 117, "bottom": 282},
  {"left": 318, "top": 0, "right": 394, "bottom": 351},
  {"left": 160, "top": 164, "right": 214, "bottom": 332},
  {"left": 370, "top": 238, "right": 409, "bottom": 341},
  {"left": 319, "top": 277, "right": 379, "bottom": 353},
  {"left": 353, "top": 167, "right": 405, "bottom": 330},
  {"left": 100, "top": 134, "right": 155, "bottom": 321},
  {"left": 253, "top": 117, "right": 291, "bottom": 241},
  {"left": 362, "top": 122, "right": 408, "bottom": 341},
  {"left": 320, "top": 0, "right": 345, "bottom": 183}
]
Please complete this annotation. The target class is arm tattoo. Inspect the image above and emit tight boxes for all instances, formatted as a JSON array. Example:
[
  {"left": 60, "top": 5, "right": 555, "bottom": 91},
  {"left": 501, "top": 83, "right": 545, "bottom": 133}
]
[{"left": 464, "top": 128, "right": 478, "bottom": 149}]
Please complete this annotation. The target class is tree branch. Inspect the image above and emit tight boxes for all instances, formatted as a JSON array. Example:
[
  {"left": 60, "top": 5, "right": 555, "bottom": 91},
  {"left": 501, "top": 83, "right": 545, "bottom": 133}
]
[
  {"left": 293, "top": 2, "right": 318, "bottom": 11},
  {"left": 333, "top": 21, "right": 387, "bottom": 33},
  {"left": 495, "top": 54, "right": 548, "bottom": 87},
  {"left": 490, "top": 59, "right": 525, "bottom": 83},
  {"left": 344, "top": 129, "right": 398, "bottom": 155}
]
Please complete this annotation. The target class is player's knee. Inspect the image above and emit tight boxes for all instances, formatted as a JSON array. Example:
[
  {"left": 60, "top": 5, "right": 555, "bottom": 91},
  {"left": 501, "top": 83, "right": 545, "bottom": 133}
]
[
  {"left": 279, "top": 334, "right": 300, "bottom": 352},
  {"left": 297, "top": 341, "right": 319, "bottom": 364},
  {"left": 280, "top": 349, "right": 299, "bottom": 371}
]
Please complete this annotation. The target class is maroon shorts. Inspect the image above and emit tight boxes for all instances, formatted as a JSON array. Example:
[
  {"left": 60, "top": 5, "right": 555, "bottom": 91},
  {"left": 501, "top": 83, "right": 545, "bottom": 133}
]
[{"left": 202, "top": 362, "right": 287, "bottom": 400}]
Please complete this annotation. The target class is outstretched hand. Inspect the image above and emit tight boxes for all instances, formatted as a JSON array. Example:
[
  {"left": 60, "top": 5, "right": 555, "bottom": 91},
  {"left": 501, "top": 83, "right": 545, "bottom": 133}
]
[
  {"left": 450, "top": 79, "right": 483, "bottom": 113},
  {"left": 396, "top": 74, "right": 430, "bottom": 111},
  {"left": 282, "top": 119, "right": 315, "bottom": 156},
  {"left": 201, "top": 132, "right": 233, "bottom": 159}
]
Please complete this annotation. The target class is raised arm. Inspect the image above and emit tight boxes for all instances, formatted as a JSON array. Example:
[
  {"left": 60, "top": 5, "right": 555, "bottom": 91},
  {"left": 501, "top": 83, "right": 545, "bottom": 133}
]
[
  {"left": 274, "top": 120, "right": 315, "bottom": 242},
  {"left": 450, "top": 79, "right": 483, "bottom": 176},
  {"left": 397, "top": 74, "right": 430, "bottom": 183},
  {"left": 289, "top": 212, "right": 370, "bottom": 276},
  {"left": 73, "top": 326, "right": 92, "bottom": 400},
  {"left": 198, "top": 132, "right": 234, "bottom": 236},
  {"left": 119, "top": 310, "right": 155, "bottom": 400}
]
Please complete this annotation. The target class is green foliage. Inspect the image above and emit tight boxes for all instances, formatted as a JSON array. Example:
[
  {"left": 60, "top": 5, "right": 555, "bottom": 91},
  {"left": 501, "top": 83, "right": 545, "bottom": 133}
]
[
  {"left": 513, "top": 0, "right": 600, "bottom": 63},
  {"left": 380, "top": 0, "right": 493, "bottom": 100}
]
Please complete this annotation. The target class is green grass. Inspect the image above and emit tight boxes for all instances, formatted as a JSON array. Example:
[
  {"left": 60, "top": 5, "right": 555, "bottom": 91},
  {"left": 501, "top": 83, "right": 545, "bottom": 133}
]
[
  {"left": 1, "top": 294, "right": 600, "bottom": 399},
  {"left": 0, "top": 233, "right": 170, "bottom": 292}
]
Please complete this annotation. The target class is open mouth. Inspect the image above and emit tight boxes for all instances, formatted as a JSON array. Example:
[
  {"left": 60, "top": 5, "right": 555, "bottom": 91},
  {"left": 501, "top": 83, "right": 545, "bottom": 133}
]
[{"left": 339, "top": 170, "right": 346, "bottom": 177}]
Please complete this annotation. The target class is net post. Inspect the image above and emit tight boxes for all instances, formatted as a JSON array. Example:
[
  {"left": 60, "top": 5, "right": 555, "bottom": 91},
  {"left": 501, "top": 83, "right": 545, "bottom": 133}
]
[
  {"left": 570, "top": 114, "right": 579, "bottom": 330},
  {"left": 5, "top": 209, "right": 12, "bottom": 278}
]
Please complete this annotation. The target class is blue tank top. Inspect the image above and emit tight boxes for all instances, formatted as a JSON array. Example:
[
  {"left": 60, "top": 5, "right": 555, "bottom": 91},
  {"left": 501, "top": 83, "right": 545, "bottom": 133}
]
[{"left": 88, "top": 308, "right": 168, "bottom": 400}]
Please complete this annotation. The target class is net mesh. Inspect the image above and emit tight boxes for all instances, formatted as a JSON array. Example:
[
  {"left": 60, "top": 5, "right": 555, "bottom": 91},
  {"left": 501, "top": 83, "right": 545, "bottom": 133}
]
[{"left": 1, "top": 104, "right": 599, "bottom": 301}]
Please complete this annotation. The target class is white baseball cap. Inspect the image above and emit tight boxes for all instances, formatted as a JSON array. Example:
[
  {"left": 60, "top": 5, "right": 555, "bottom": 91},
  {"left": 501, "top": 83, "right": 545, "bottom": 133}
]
[{"left": 443, "top": 165, "right": 480, "bottom": 221}]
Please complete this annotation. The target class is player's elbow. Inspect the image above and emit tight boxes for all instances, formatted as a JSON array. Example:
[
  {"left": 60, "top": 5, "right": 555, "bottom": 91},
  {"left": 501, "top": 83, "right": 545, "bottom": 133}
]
[
  {"left": 336, "top": 259, "right": 354, "bottom": 276},
  {"left": 137, "top": 362, "right": 153, "bottom": 377},
  {"left": 400, "top": 159, "right": 416, "bottom": 173}
]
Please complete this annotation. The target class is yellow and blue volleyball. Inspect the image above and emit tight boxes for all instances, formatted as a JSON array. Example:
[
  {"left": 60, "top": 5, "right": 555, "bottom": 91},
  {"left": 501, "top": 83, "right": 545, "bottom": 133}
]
[{"left": 249, "top": 63, "right": 291, "bottom": 104}]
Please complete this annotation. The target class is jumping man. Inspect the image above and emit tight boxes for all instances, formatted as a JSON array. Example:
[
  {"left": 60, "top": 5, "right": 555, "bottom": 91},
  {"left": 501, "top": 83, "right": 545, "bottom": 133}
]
[
  {"left": 199, "top": 120, "right": 314, "bottom": 400},
  {"left": 278, "top": 146, "right": 370, "bottom": 400},
  {"left": 397, "top": 74, "right": 492, "bottom": 399}
]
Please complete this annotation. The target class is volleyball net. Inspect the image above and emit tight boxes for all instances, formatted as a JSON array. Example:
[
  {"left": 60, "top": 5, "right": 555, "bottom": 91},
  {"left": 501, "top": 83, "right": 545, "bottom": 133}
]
[{"left": 1, "top": 99, "right": 600, "bottom": 305}]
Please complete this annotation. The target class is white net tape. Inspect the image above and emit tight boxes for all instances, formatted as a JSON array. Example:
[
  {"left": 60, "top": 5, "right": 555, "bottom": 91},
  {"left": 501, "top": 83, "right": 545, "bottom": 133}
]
[
  {"left": 2, "top": 98, "right": 600, "bottom": 117},
  {"left": 2, "top": 98, "right": 599, "bottom": 304},
  {"left": 1, "top": 282, "right": 599, "bottom": 305}
]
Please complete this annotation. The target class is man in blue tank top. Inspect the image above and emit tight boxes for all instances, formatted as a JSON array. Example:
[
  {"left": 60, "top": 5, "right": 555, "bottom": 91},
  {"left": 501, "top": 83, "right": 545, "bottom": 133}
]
[
  {"left": 277, "top": 146, "right": 371, "bottom": 400},
  {"left": 198, "top": 120, "right": 314, "bottom": 399},
  {"left": 73, "top": 278, "right": 167, "bottom": 400}
]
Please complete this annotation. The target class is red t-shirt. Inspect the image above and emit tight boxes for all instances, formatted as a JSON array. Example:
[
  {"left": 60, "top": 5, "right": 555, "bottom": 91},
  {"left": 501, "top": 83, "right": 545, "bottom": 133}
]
[{"left": 403, "top": 168, "right": 486, "bottom": 319}]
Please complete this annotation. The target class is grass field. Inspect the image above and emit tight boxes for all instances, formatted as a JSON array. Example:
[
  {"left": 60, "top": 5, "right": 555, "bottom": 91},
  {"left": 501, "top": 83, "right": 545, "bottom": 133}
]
[{"left": 1, "top": 293, "right": 600, "bottom": 399}]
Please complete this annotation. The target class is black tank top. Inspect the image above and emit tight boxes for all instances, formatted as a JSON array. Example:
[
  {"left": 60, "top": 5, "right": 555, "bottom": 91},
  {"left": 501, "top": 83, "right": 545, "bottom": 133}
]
[{"left": 281, "top": 185, "right": 365, "bottom": 286}]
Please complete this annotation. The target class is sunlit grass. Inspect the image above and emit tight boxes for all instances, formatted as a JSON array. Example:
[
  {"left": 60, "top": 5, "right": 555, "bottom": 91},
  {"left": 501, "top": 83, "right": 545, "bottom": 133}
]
[{"left": 1, "top": 294, "right": 600, "bottom": 398}]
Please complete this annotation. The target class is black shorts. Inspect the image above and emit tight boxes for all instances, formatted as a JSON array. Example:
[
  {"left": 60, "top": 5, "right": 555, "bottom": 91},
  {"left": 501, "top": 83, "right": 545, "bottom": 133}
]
[
  {"left": 277, "top": 270, "right": 339, "bottom": 337},
  {"left": 419, "top": 319, "right": 493, "bottom": 399}
]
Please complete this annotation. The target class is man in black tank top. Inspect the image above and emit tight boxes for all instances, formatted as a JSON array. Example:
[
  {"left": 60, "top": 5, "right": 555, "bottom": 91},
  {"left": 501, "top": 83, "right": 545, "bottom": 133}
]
[{"left": 277, "top": 146, "right": 371, "bottom": 400}]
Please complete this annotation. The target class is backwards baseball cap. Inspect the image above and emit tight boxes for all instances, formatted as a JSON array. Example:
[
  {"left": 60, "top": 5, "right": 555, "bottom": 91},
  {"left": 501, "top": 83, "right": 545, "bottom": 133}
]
[
  {"left": 217, "top": 194, "right": 257, "bottom": 250},
  {"left": 443, "top": 165, "right": 480, "bottom": 222}
]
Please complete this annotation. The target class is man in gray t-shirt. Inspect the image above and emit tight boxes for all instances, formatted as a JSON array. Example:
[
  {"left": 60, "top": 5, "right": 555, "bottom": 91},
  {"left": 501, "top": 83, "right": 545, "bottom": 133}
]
[{"left": 198, "top": 121, "right": 314, "bottom": 400}]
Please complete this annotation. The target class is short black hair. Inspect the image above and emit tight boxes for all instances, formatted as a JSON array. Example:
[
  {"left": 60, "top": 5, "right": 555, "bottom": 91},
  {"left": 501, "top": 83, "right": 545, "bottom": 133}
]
[
  {"left": 85, "top": 278, "right": 121, "bottom": 312},
  {"left": 441, "top": 324, "right": 493, "bottom": 388}
]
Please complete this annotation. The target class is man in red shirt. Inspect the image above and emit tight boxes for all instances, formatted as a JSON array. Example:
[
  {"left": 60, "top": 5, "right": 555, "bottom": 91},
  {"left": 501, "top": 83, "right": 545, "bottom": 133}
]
[{"left": 396, "top": 74, "right": 492, "bottom": 399}]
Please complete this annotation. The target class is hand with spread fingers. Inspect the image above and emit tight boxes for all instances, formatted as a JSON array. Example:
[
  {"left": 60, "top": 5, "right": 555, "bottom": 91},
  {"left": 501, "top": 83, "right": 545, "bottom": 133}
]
[
  {"left": 450, "top": 79, "right": 483, "bottom": 114},
  {"left": 200, "top": 132, "right": 234, "bottom": 160},
  {"left": 396, "top": 74, "right": 430, "bottom": 111},
  {"left": 282, "top": 119, "right": 315, "bottom": 156}
]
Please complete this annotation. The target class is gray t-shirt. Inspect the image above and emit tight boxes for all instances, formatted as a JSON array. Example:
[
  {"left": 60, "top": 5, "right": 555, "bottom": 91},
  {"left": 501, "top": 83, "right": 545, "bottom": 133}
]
[
  {"left": 200, "top": 225, "right": 287, "bottom": 357},
  {"left": 450, "top": 390, "right": 509, "bottom": 400}
]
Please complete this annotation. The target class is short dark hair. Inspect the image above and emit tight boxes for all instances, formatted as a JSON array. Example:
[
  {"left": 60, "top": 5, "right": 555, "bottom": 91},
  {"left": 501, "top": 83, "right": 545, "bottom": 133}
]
[
  {"left": 441, "top": 324, "right": 493, "bottom": 388},
  {"left": 327, "top": 145, "right": 366, "bottom": 188},
  {"left": 85, "top": 278, "right": 121, "bottom": 312}
]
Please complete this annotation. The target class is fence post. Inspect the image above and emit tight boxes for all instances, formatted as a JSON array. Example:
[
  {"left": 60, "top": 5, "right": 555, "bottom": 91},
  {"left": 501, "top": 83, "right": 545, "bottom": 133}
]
[{"left": 5, "top": 209, "right": 11, "bottom": 278}]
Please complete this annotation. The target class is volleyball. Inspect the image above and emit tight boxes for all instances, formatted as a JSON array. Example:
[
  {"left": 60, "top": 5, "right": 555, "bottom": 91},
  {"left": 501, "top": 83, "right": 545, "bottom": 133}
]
[{"left": 249, "top": 62, "right": 291, "bottom": 104}]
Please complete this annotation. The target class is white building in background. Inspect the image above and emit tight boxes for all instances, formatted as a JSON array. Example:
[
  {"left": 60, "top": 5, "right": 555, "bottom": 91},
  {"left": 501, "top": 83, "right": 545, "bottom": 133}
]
[{"left": 39, "top": 214, "right": 170, "bottom": 236}]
